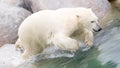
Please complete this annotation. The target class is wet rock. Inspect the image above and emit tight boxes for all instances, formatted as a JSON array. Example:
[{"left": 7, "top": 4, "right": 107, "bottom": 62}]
[
  {"left": 23, "top": 0, "right": 111, "bottom": 18},
  {"left": 110, "top": 0, "right": 120, "bottom": 10},
  {"left": 0, "top": 3, "right": 31, "bottom": 46},
  {"left": 99, "top": 2, "right": 120, "bottom": 28}
]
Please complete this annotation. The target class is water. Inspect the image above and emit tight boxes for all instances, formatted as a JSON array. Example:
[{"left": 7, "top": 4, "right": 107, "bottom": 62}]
[
  {"left": 0, "top": 9, "right": 120, "bottom": 68},
  {"left": 20, "top": 27, "right": 120, "bottom": 68}
]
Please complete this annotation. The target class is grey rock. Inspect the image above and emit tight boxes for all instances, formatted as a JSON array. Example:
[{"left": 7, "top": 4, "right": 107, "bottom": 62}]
[
  {"left": 23, "top": 0, "right": 111, "bottom": 18},
  {"left": 0, "top": 3, "right": 31, "bottom": 46},
  {"left": 0, "top": 0, "right": 23, "bottom": 7}
]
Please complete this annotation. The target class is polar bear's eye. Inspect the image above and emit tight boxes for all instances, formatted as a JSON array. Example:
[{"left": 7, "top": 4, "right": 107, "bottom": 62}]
[{"left": 91, "top": 21, "right": 95, "bottom": 23}]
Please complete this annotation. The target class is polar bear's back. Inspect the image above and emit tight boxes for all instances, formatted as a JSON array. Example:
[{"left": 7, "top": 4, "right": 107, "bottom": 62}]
[{"left": 18, "top": 10, "right": 67, "bottom": 45}]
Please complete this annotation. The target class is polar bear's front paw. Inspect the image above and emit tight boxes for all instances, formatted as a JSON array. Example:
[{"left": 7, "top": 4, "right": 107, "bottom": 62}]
[
  {"left": 64, "top": 40, "right": 79, "bottom": 52},
  {"left": 85, "top": 40, "right": 93, "bottom": 47},
  {"left": 66, "top": 45, "right": 79, "bottom": 52},
  {"left": 22, "top": 51, "right": 30, "bottom": 60},
  {"left": 53, "top": 33, "right": 80, "bottom": 52}
]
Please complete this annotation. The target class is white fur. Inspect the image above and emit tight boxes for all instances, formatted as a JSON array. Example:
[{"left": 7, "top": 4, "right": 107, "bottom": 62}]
[{"left": 15, "top": 7, "right": 100, "bottom": 59}]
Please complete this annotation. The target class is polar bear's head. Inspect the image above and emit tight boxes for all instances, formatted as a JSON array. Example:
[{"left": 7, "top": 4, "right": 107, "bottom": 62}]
[{"left": 76, "top": 8, "right": 102, "bottom": 32}]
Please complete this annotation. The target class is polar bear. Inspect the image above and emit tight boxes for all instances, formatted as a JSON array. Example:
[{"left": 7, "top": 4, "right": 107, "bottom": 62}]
[{"left": 15, "top": 7, "right": 102, "bottom": 60}]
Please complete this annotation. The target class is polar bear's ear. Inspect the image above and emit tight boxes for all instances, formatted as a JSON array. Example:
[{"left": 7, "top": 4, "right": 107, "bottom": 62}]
[
  {"left": 76, "top": 15, "right": 79, "bottom": 18},
  {"left": 76, "top": 15, "right": 80, "bottom": 22}
]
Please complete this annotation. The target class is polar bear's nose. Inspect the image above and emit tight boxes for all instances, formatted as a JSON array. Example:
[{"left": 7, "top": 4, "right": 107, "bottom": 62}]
[
  {"left": 93, "top": 27, "right": 102, "bottom": 32},
  {"left": 98, "top": 28, "right": 102, "bottom": 31},
  {"left": 93, "top": 23, "right": 102, "bottom": 32}
]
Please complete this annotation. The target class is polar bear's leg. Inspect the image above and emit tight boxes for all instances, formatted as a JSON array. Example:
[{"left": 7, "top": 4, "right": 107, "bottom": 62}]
[
  {"left": 52, "top": 33, "right": 79, "bottom": 52},
  {"left": 22, "top": 49, "right": 30, "bottom": 60},
  {"left": 15, "top": 38, "right": 24, "bottom": 52},
  {"left": 84, "top": 29, "right": 94, "bottom": 47},
  {"left": 15, "top": 39, "right": 20, "bottom": 49},
  {"left": 21, "top": 42, "right": 32, "bottom": 59},
  {"left": 22, "top": 41, "right": 44, "bottom": 60}
]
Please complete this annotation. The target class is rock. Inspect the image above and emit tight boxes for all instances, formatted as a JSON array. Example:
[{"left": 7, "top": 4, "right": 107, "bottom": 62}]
[
  {"left": 0, "top": 0, "right": 23, "bottom": 7},
  {"left": 0, "top": 44, "right": 23, "bottom": 68},
  {"left": 109, "top": 0, "right": 120, "bottom": 10},
  {"left": 0, "top": 3, "right": 31, "bottom": 46},
  {"left": 99, "top": 0, "right": 120, "bottom": 28},
  {"left": 22, "top": 0, "right": 111, "bottom": 18}
]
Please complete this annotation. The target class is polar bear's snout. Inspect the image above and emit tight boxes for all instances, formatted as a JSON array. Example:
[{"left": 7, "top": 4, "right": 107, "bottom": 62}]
[
  {"left": 93, "top": 24, "right": 102, "bottom": 32},
  {"left": 92, "top": 22, "right": 102, "bottom": 32}
]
